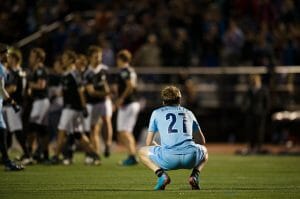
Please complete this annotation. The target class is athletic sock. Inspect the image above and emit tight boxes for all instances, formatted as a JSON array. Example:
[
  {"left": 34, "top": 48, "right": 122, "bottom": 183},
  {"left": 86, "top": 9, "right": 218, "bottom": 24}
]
[
  {"left": 155, "top": 168, "right": 165, "bottom": 177},
  {"left": 191, "top": 168, "right": 200, "bottom": 178},
  {"left": 0, "top": 128, "right": 10, "bottom": 163},
  {"left": 15, "top": 130, "right": 30, "bottom": 157}
]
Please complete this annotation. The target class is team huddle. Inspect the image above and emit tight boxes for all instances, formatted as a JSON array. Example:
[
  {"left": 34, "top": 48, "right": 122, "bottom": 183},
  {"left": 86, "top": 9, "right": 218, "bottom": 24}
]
[{"left": 0, "top": 43, "right": 208, "bottom": 190}]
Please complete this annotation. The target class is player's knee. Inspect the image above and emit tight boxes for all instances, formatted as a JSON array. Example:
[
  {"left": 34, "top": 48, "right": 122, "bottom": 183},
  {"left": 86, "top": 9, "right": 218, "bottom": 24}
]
[{"left": 138, "top": 147, "right": 148, "bottom": 158}]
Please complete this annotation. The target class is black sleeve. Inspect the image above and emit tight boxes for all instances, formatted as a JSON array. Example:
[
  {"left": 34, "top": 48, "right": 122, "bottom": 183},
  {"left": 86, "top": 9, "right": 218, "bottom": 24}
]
[{"left": 85, "top": 71, "right": 94, "bottom": 85}]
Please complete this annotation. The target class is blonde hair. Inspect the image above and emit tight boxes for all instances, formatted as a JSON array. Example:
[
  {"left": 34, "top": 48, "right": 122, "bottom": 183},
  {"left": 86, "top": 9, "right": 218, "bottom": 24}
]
[
  {"left": 117, "top": 49, "right": 132, "bottom": 63},
  {"left": 8, "top": 47, "right": 22, "bottom": 65},
  {"left": 161, "top": 85, "right": 182, "bottom": 105}
]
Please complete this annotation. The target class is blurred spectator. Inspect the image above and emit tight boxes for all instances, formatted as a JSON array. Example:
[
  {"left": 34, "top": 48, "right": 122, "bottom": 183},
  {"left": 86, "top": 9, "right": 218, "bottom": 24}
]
[
  {"left": 172, "top": 28, "right": 191, "bottom": 67},
  {"left": 0, "top": 0, "right": 300, "bottom": 67},
  {"left": 222, "top": 19, "right": 244, "bottom": 66},
  {"left": 200, "top": 24, "right": 221, "bottom": 67},
  {"left": 242, "top": 74, "right": 270, "bottom": 154},
  {"left": 133, "top": 34, "right": 161, "bottom": 67},
  {"left": 98, "top": 34, "right": 114, "bottom": 67}
]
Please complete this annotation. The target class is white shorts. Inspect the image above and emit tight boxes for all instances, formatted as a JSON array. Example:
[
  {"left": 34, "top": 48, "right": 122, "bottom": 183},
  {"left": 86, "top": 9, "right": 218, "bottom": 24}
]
[
  {"left": 30, "top": 98, "right": 50, "bottom": 125},
  {"left": 84, "top": 98, "right": 113, "bottom": 132},
  {"left": 58, "top": 108, "right": 84, "bottom": 134},
  {"left": 3, "top": 106, "right": 23, "bottom": 132},
  {"left": 117, "top": 102, "right": 140, "bottom": 133}
]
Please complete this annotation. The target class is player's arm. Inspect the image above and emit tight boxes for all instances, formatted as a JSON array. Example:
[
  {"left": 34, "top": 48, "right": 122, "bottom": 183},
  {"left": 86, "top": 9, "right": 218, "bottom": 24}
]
[
  {"left": 193, "top": 128, "right": 206, "bottom": 145},
  {"left": 86, "top": 83, "right": 110, "bottom": 98},
  {"left": 116, "top": 79, "right": 134, "bottom": 107},
  {"left": 5, "top": 84, "right": 16, "bottom": 94},
  {"left": 191, "top": 113, "right": 206, "bottom": 145},
  {"left": 0, "top": 77, "right": 20, "bottom": 112},
  {"left": 29, "top": 78, "right": 46, "bottom": 90},
  {"left": 146, "top": 132, "right": 155, "bottom": 146},
  {"left": 78, "top": 86, "right": 87, "bottom": 108},
  {"left": 146, "top": 132, "right": 160, "bottom": 146},
  {"left": 0, "top": 77, "right": 10, "bottom": 100}
]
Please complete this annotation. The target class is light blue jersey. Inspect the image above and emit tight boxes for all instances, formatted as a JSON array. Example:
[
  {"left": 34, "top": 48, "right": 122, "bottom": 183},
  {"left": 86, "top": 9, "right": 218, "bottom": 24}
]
[
  {"left": 148, "top": 106, "right": 201, "bottom": 154},
  {"left": 0, "top": 62, "right": 6, "bottom": 129},
  {"left": 148, "top": 105, "right": 206, "bottom": 170}
]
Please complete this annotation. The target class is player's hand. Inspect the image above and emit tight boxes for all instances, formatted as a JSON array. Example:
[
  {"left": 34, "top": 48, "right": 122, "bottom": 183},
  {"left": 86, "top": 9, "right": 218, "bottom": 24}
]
[
  {"left": 12, "top": 103, "right": 21, "bottom": 113},
  {"left": 8, "top": 98, "right": 20, "bottom": 113},
  {"left": 115, "top": 98, "right": 123, "bottom": 109},
  {"left": 82, "top": 107, "right": 88, "bottom": 118}
]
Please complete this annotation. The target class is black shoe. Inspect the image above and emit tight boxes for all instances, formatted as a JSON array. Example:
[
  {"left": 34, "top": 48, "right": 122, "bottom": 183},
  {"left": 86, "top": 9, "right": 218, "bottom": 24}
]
[
  {"left": 104, "top": 147, "right": 110, "bottom": 158},
  {"left": 4, "top": 161, "right": 24, "bottom": 171},
  {"left": 189, "top": 176, "right": 200, "bottom": 190}
]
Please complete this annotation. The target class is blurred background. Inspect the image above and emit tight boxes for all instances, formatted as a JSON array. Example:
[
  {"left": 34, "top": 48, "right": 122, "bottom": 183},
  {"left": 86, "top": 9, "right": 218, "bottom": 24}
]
[{"left": 1, "top": 0, "right": 300, "bottom": 153}]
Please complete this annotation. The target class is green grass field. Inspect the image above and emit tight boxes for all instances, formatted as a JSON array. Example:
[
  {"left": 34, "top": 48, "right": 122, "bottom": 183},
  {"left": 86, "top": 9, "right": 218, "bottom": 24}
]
[{"left": 0, "top": 153, "right": 300, "bottom": 199}]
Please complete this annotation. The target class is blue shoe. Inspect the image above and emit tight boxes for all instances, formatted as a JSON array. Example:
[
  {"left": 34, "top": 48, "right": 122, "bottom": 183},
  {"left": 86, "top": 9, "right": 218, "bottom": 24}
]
[
  {"left": 154, "top": 173, "right": 171, "bottom": 190},
  {"left": 119, "top": 156, "right": 138, "bottom": 166},
  {"left": 189, "top": 176, "right": 200, "bottom": 190}
]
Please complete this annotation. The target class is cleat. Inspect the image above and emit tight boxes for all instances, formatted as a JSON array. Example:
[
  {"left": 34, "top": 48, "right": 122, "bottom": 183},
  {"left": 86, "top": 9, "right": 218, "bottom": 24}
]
[
  {"left": 4, "top": 161, "right": 24, "bottom": 171},
  {"left": 154, "top": 173, "right": 171, "bottom": 190},
  {"left": 62, "top": 158, "right": 72, "bottom": 166},
  {"left": 84, "top": 156, "right": 94, "bottom": 165},
  {"left": 189, "top": 176, "right": 200, "bottom": 190},
  {"left": 93, "top": 156, "right": 101, "bottom": 166},
  {"left": 119, "top": 156, "right": 138, "bottom": 166},
  {"left": 21, "top": 157, "right": 34, "bottom": 165}
]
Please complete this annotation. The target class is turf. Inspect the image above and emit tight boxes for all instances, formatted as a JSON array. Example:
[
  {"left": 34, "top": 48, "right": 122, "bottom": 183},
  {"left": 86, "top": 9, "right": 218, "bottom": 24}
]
[{"left": 0, "top": 153, "right": 299, "bottom": 199}]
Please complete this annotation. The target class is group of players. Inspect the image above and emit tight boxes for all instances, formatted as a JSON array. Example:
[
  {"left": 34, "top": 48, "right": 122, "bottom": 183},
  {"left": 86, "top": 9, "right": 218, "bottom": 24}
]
[
  {"left": 0, "top": 43, "right": 208, "bottom": 190},
  {"left": 0, "top": 44, "right": 141, "bottom": 170}
]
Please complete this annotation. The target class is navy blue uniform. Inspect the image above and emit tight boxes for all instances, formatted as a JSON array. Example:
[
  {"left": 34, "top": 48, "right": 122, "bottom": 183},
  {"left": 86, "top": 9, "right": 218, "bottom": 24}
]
[
  {"left": 117, "top": 66, "right": 137, "bottom": 105},
  {"left": 61, "top": 70, "right": 83, "bottom": 111}
]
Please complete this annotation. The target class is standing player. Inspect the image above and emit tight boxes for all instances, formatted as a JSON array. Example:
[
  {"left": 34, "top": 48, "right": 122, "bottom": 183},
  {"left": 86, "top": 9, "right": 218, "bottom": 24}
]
[
  {"left": 138, "top": 86, "right": 208, "bottom": 190},
  {"left": 84, "top": 46, "right": 112, "bottom": 159},
  {"left": 51, "top": 50, "right": 100, "bottom": 165},
  {"left": 27, "top": 48, "right": 50, "bottom": 162},
  {"left": 115, "top": 50, "right": 140, "bottom": 166},
  {"left": 0, "top": 43, "right": 24, "bottom": 171},
  {"left": 4, "top": 48, "right": 32, "bottom": 164}
]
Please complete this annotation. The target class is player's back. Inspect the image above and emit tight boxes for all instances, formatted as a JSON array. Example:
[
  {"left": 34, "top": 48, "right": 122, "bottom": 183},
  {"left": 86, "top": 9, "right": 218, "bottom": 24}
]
[{"left": 149, "top": 106, "right": 200, "bottom": 154}]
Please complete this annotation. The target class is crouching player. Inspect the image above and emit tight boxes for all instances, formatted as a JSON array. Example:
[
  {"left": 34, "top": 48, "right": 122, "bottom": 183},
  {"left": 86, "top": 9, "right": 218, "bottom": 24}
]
[
  {"left": 51, "top": 51, "right": 100, "bottom": 165},
  {"left": 138, "top": 86, "right": 208, "bottom": 190}
]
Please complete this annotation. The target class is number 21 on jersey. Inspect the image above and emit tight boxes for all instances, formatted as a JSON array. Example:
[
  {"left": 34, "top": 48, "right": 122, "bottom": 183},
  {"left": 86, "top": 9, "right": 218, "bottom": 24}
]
[{"left": 166, "top": 113, "right": 187, "bottom": 134}]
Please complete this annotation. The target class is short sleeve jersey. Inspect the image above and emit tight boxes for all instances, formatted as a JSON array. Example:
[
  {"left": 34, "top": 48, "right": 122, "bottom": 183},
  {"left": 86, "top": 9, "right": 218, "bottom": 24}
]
[
  {"left": 61, "top": 70, "right": 83, "bottom": 110},
  {"left": 6, "top": 68, "right": 26, "bottom": 104},
  {"left": 31, "top": 66, "right": 48, "bottom": 99},
  {"left": 117, "top": 66, "right": 137, "bottom": 105},
  {"left": 84, "top": 64, "right": 108, "bottom": 104},
  {"left": 148, "top": 106, "right": 201, "bottom": 153}
]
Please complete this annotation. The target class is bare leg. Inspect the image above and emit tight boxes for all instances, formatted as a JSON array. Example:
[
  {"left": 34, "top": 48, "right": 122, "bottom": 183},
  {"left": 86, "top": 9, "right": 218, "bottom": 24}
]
[
  {"left": 195, "top": 148, "right": 208, "bottom": 172},
  {"left": 90, "top": 124, "right": 101, "bottom": 155},
  {"left": 118, "top": 131, "right": 136, "bottom": 155},
  {"left": 79, "top": 134, "right": 98, "bottom": 154},
  {"left": 54, "top": 130, "right": 66, "bottom": 157},
  {"left": 102, "top": 116, "right": 113, "bottom": 149},
  {"left": 138, "top": 146, "right": 159, "bottom": 171},
  {"left": 189, "top": 146, "right": 208, "bottom": 190}
]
